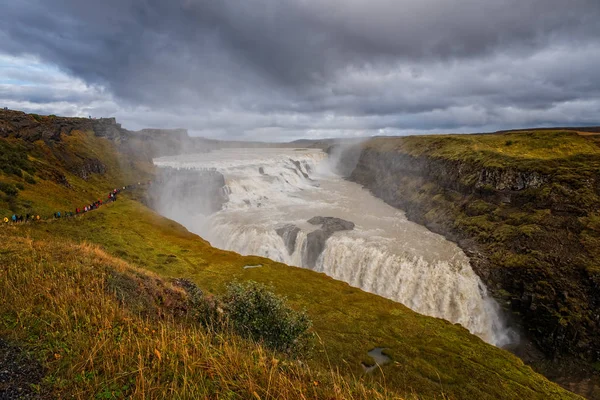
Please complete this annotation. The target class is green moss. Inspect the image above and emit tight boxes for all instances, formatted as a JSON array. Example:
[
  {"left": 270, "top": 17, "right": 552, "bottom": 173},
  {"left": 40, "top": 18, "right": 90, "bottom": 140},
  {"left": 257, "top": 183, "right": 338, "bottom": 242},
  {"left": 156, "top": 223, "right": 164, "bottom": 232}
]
[{"left": 466, "top": 200, "right": 496, "bottom": 216}]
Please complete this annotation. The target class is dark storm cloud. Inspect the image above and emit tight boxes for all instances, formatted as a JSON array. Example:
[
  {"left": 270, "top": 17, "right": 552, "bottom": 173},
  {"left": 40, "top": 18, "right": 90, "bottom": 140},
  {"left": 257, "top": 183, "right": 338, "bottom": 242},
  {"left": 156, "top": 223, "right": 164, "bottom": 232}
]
[{"left": 1, "top": 0, "right": 600, "bottom": 139}]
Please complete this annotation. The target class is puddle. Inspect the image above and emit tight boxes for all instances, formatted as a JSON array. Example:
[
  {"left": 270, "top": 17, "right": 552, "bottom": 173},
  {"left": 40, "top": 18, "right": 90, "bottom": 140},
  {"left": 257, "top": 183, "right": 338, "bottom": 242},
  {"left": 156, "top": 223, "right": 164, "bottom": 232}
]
[
  {"left": 361, "top": 347, "right": 391, "bottom": 373},
  {"left": 243, "top": 264, "right": 263, "bottom": 269}
]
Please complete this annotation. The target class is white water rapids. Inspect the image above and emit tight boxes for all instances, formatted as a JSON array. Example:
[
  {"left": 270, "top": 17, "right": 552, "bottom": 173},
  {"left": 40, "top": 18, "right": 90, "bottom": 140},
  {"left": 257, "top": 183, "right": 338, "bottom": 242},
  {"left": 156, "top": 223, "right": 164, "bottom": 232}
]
[{"left": 154, "top": 148, "right": 514, "bottom": 347}]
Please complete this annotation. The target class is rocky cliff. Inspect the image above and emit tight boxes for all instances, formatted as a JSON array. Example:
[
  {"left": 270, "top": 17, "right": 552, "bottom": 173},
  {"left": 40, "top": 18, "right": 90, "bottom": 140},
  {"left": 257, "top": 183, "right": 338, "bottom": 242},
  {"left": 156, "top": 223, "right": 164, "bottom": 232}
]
[
  {"left": 339, "top": 132, "right": 600, "bottom": 368},
  {"left": 0, "top": 109, "right": 219, "bottom": 160}
]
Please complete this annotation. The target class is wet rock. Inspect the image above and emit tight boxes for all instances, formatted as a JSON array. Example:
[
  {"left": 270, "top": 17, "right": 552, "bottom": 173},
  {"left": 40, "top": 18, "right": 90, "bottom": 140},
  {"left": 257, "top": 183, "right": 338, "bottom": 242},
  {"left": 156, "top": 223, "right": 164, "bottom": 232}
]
[
  {"left": 276, "top": 224, "right": 301, "bottom": 255},
  {"left": 304, "top": 217, "right": 354, "bottom": 268},
  {"left": 308, "top": 216, "right": 355, "bottom": 232},
  {"left": 291, "top": 159, "right": 309, "bottom": 178}
]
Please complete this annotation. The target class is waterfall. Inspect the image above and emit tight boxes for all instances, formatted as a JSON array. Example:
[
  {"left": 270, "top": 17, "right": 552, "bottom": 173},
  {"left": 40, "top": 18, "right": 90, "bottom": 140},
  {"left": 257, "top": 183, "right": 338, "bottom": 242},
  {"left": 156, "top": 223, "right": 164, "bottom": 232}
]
[{"left": 154, "top": 148, "right": 515, "bottom": 347}]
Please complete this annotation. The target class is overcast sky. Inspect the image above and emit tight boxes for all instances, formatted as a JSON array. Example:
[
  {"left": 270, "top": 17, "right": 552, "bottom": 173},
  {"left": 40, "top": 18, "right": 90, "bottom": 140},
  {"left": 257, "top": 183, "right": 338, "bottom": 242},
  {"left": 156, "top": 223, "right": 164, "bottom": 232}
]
[{"left": 1, "top": 0, "right": 600, "bottom": 141}]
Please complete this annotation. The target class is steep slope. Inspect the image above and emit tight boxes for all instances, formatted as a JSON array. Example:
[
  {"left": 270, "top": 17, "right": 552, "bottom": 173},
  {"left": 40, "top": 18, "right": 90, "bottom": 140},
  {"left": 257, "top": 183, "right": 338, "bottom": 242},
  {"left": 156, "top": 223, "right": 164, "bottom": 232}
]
[
  {"left": 342, "top": 131, "right": 600, "bottom": 397},
  {"left": 0, "top": 229, "right": 394, "bottom": 399},
  {"left": 0, "top": 111, "right": 580, "bottom": 399}
]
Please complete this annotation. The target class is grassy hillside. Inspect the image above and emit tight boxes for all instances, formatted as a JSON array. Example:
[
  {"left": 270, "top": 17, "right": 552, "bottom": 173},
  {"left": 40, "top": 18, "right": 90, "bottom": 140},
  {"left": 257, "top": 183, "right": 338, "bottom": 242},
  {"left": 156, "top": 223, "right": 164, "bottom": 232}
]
[
  {"left": 0, "top": 129, "right": 152, "bottom": 217},
  {"left": 0, "top": 228, "right": 392, "bottom": 399},
  {"left": 5, "top": 198, "right": 578, "bottom": 399},
  {"left": 0, "top": 112, "right": 580, "bottom": 398},
  {"left": 348, "top": 130, "right": 600, "bottom": 397}
]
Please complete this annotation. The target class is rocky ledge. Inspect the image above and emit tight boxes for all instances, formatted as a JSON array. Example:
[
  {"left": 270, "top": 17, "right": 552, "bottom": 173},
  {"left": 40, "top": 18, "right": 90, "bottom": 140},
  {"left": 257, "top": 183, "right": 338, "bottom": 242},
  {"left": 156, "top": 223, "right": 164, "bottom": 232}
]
[{"left": 305, "top": 217, "right": 355, "bottom": 268}]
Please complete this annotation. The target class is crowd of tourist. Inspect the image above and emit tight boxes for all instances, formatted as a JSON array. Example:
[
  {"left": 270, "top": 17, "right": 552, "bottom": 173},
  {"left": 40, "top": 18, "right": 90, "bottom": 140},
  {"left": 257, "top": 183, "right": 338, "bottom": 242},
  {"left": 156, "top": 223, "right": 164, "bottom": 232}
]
[{"left": 2, "top": 182, "right": 148, "bottom": 224}]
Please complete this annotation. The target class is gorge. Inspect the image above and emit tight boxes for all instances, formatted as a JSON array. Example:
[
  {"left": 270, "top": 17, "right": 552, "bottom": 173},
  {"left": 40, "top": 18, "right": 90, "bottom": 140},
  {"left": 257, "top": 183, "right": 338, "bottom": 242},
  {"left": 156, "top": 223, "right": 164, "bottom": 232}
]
[{"left": 152, "top": 147, "right": 516, "bottom": 347}]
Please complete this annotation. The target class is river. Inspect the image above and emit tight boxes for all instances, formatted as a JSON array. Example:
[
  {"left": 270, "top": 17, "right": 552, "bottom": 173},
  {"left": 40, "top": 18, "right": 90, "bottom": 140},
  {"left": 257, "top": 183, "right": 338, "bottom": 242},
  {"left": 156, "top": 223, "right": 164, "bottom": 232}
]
[{"left": 154, "top": 147, "right": 514, "bottom": 346}]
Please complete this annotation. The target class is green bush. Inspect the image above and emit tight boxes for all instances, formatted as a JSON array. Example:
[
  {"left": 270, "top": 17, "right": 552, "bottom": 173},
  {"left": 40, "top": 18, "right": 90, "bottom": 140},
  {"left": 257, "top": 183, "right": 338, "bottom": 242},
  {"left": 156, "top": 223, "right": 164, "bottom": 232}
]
[
  {"left": 24, "top": 174, "right": 36, "bottom": 184},
  {"left": 0, "top": 182, "right": 18, "bottom": 196},
  {"left": 0, "top": 141, "right": 35, "bottom": 178},
  {"left": 175, "top": 278, "right": 222, "bottom": 327},
  {"left": 221, "top": 281, "right": 313, "bottom": 357}
]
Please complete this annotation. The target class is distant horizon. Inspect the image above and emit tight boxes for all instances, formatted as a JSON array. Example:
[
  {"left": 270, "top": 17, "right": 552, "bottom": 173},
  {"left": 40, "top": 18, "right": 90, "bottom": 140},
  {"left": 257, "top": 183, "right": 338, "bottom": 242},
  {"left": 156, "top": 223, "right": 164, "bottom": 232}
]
[{"left": 3, "top": 107, "right": 600, "bottom": 143}]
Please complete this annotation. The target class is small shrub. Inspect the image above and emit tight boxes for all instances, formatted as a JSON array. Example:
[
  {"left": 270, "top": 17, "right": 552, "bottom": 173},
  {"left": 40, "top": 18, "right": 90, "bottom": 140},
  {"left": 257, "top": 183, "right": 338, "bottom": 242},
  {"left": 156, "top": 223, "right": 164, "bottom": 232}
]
[
  {"left": 15, "top": 183, "right": 24, "bottom": 191},
  {"left": 505, "top": 140, "right": 514, "bottom": 146},
  {"left": 221, "top": 281, "right": 313, "bottom": 357},
  {"left": 174, "top": 278, "right": 222, "bottom": 327},
  {"left": 24, "top": 174, "right": 36, "bottom": 185},
  {"left": 0, "top": 141, "right": 35, "bottom": 178},
  {"left": 0, "top": 182, "right": 18, "bottom": 196}
]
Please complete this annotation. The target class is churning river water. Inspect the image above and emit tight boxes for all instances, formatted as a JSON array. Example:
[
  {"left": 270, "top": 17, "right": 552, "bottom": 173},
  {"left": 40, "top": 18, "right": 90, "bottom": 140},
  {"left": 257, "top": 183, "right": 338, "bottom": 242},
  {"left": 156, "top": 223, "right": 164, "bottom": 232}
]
[{"left": 154, "top": 148, "right": 514, "bottom": 346}]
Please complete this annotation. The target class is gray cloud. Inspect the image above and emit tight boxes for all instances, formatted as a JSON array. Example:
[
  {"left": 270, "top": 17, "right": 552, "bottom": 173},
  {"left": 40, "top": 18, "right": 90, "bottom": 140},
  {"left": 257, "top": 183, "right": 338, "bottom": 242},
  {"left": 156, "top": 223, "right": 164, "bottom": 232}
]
[{"left": 0, "top": 0, "right": 599, "bottom": 140}]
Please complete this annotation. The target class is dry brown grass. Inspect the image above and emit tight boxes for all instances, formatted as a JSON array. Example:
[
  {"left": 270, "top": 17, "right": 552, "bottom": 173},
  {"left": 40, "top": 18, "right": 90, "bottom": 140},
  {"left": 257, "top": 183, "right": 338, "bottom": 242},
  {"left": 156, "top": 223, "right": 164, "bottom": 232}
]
[{"left": 0, "top": 231, "right": 399, "bottom": 399}]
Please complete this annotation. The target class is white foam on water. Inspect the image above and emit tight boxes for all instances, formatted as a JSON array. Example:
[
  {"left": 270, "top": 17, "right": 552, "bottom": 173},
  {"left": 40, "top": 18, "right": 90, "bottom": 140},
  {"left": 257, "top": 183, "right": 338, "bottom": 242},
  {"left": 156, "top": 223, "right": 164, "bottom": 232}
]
[{"left": 154, "top": 148, "right": 515, "bottom": 347}]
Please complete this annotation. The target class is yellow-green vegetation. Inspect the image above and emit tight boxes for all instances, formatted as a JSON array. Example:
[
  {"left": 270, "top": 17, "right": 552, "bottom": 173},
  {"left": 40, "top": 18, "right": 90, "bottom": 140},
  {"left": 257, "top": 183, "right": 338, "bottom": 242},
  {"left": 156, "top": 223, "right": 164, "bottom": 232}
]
[
  {"left": 350, "top": 129, "right": 600, "bottom": 394},
  {"left": 0, "top": 125, "right": 152, "bottom": 217},
  {"left": 369, "top": 130, "right": 600, "bottom": 164},
  {"left": 0, "top": 230, "right": 391, "bottom": 399},
  {"left": 0, "top": 112, "right": 580, "bottom": 398}
]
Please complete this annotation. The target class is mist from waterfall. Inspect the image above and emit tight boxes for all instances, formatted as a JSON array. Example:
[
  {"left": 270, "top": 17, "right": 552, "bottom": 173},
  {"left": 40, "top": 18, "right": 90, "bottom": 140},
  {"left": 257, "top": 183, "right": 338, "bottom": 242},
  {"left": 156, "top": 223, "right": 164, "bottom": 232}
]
[{"left": 154, "top": 148, "right": 516, "bottom": 347}]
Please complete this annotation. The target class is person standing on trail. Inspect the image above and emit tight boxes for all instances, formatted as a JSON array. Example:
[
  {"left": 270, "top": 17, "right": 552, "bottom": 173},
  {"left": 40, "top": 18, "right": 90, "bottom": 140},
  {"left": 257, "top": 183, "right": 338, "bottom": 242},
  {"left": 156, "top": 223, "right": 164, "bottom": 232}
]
[
  {"left": 36, "top": 215, "right": 40, "bottom": 221},
  {"left": 11, "top": 214, "right": 16, "bottom": 223},
  {"left": 3, "top": 217, "right": 8, "bottom": 223},
  {"left": 57, "top": 211, "right": 61, "bottom": 218}
]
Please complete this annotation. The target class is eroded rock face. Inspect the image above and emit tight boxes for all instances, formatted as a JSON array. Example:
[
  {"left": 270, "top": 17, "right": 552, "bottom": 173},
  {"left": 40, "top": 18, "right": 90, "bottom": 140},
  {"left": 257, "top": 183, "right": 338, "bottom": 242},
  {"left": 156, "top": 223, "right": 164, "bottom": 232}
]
[
  {"left": 304, "top": 217, "right": 355, "bottom": 268},
  {"left": 276, "top": 224, "right": 301, "bottom": 255},
  {"left": 73, "top": 158, "right": 107, "bottom": 180},
  {"left": 308, "top": 216, "right": 355, "bottom": 232},
  {"left": 477, "top": 168, "right": 548, "bottom": 191},
  {"left": 0, "top": 109, "right": 128, "bottom": 143}
]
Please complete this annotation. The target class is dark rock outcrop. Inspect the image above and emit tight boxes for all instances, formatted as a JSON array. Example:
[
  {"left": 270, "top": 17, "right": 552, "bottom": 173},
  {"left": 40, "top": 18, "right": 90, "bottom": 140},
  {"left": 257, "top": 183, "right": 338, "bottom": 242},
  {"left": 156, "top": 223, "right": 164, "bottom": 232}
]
[
  {"left": 291, "top": 160, "right": 309, "bottom": 178},
  {"left": 304, "top": 217, "right": 355, "bottom": 268},
  {"left": 276, "top": 224, "right": 301, "bottom": 255},
  {"left": 72, "top": 158, "right": 107, "bottom": 180},
  {"left": 0, "top": 109, "right": 128, "bottom": 143},
  {"left": 308, "top": 216, "right": 355, "bottom": 231}
]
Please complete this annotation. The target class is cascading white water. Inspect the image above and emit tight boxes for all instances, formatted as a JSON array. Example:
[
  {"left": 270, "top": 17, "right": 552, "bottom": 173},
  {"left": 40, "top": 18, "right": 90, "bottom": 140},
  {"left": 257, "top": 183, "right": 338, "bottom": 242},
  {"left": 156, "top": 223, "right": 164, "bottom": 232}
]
[{"left": 154, "top": 148, "right": 514, "bottom": 347}]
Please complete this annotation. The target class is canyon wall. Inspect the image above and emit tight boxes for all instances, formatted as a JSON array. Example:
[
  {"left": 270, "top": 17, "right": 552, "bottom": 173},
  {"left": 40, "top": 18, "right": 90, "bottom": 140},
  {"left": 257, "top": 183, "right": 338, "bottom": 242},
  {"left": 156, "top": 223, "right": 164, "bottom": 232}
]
[{"left": 339, "top": 133, "right": 600, "bottom": 363}]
